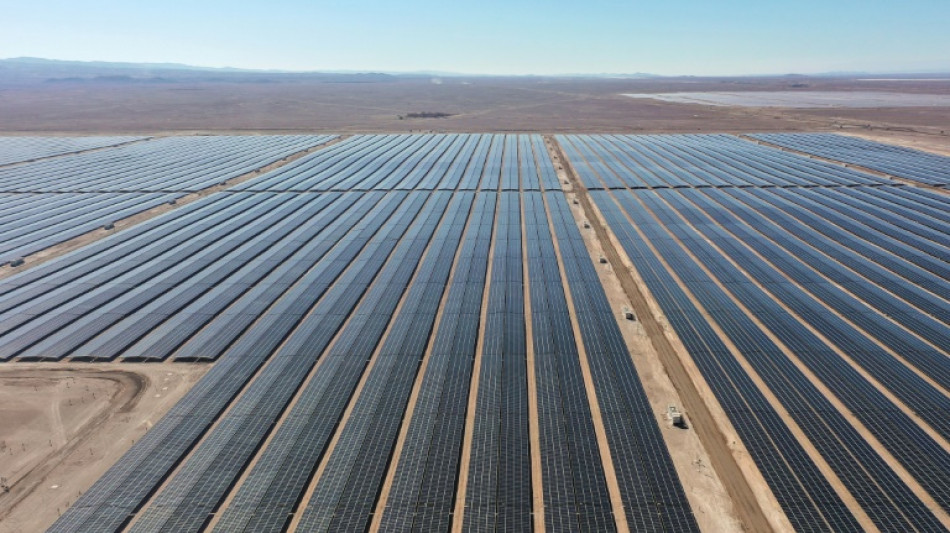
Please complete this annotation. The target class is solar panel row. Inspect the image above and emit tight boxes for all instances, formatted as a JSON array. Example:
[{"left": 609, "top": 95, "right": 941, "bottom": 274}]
[
  {"left": 838, "top": 186, "right": 950, "bottom": 232},
  {"left": 464, "top": 191, "right": 532, "bottom": 532},
  {"left": 377, "top": 138, "right": 527, "bottom": 532},
  {"left": 0, "top": 192, "right": 357, "bottom": 361},
  {"left": 29, "top": 131, "right": 943, "bottom": 533},
  {"left": 632, "top": 188, "right": 948, "bottom": 530},
  {"left": 547, "top": 190, "right": 699, "bottom": 532},
  {"left": 802, "top": 187, "right": 950, "bottom": 255},
  {"left": 524, "top": 190, "right": 615, "bottom": 532},
  {"left": 48, "top": 189, "right": 412, "bottom": 532},
  {"left": 209, "top": 165, "right": 495, "bottom": 533},
  {"left": 0, "top": 135, "right": 333, "bottom": 192},
  {"left": 591, "top": 188, "right": 861, "bottom": 531},
  {"left": 655, "top": 188, "right": 950, "bottom": 507},
  {"left": 694, "top": 188, "right": 950, "bottom": 378},
  {"left": 288, "top": 193, "right": 477, "bottom": 533},
  {"left": 730, "top": 187, "right": 950, "bottom": 306},
  {"left": 564, "top": 133, "right": 950, "bottom": 531},
  {"left": 232, "top": 134, "right": 559, "bottom": 193},
  {"left": 0, "top": 135, "right": 147, "bottom": 166},
  {"left": 1, "top": 135, "right": 544, "bottom": 364},
  {"left": 752, "top": 133, "right": 950, "bottom": 187},
  {"left": 378, "top": 191, "right": 497, "bottom": 532},
  {"left": 0, "top": 191, "right": 179, "bottom": 263},
  {"left": 48, "top": 135, "right": 638, "bottom": 533},
  {"left": 765, "top": 186, "right": 950, "bottom": 284},
  {"left": 300, "top": 137, "right": 552, "bottom": 530},
  {"left": 0, "top": 135, "right": 335, "bottom": 264},
  {"left": 130, "top": 191, "right": 450, "bottom": 532},
  {"left": 558, "top": 134, "right": 890, "bottom": 190}
]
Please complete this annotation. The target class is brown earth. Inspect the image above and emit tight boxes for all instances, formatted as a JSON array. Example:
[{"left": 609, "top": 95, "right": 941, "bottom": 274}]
[
  {"left": 0, "top": 363, "right": 208, "bottom": 533},
  {"left": 2, "top": 77, "right": 949, "bottom": 135}
]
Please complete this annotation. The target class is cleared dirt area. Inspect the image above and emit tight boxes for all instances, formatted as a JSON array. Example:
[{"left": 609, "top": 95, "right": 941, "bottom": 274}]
[
  {"left": 791, "top": 106, "right": 950, "bottom": 135},
  {"left": 0, "top": 78, "right": 771, "bottom": 133},
  {"left": 0, "top": 363, "right": 208, "bottom": 533}
]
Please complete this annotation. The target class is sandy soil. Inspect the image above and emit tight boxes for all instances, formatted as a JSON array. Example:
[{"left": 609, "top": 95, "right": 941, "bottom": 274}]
[
  {"left": 0, "top": 363, "right": 208, "bottom": 533},
  {"left": 1, "top": 77, "right": 948, "bottom": 152},
  {"left": 790, "top": 107, "right": 950, "bottom": 135},
  {"left": 0, "top": 79, "right": 779, "bottom": 134}
]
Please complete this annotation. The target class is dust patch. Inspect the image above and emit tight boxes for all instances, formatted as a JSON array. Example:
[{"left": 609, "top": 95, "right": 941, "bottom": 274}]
[{"left": 0, "top": 363, "right": 209, "bottom": 533}]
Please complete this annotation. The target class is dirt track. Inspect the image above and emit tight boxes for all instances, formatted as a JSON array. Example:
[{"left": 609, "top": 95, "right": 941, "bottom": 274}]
[
  {"left": 0, "top": 363, "right": 208, "bottom": 533},
  {"left": 548, "top": 135, "right": 781, "bottom": 532}
]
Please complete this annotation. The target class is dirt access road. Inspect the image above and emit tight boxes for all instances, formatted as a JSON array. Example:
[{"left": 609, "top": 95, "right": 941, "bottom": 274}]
[{"left": 0, "top": 363, "right": 208, "bottom": 533}]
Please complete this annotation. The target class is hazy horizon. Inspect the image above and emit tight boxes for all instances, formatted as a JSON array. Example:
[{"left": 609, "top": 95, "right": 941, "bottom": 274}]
[
  {"left": 5, "top": 56, "right": 950, "bottom": 80},
  {"left": 4, "top": 1, "right": 949, "bottom": 77}
]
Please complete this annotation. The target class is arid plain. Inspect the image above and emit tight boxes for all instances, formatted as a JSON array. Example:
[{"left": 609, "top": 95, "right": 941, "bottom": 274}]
[{"left": 0, "top": 69, "right": 948, "bottom": 533}]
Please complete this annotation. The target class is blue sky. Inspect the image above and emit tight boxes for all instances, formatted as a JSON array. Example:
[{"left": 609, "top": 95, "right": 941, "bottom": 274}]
[{"left": 3, "top": 1, "right": 949, "bottom": 75}]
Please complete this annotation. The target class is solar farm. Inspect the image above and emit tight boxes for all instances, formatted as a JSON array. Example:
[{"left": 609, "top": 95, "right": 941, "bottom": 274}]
[{"left": 0, "top": 132, "right": 947, "bottom": 533}]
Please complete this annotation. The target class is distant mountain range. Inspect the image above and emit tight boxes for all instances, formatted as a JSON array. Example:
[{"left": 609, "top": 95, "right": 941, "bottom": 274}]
[
  {"left": 1, "top": 57, "right": 948, "bottom": 85},
  {"left": 0, "top": 57, "right": 401, "bottom": 85},
  {"left": 0, "top": 58, "right": 666, "bottom": 83}
]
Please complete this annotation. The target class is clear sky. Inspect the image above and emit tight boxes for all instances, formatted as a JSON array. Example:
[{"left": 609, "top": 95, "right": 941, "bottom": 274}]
[{"left": 3, "top": 0, "right": 949, "bottom": 76}]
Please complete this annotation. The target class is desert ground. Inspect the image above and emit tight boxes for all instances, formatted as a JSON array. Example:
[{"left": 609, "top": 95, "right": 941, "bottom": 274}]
[
  {"left": 0, "top": 76, "right": 948, "bottom": 136},
  {"left": 0, "top": 364, "right": 208, "bottom": 533},
  {"left": 0, "top": 75, "right": 947, "bottom": 532}
]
